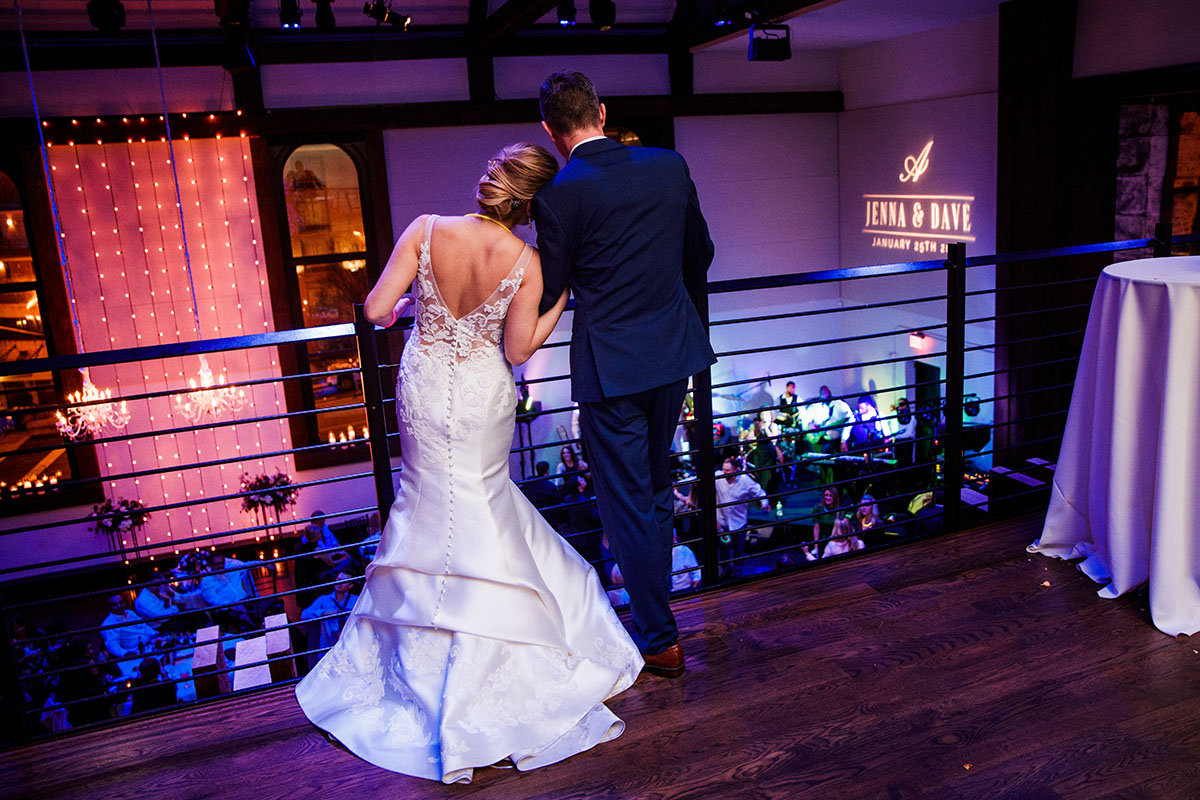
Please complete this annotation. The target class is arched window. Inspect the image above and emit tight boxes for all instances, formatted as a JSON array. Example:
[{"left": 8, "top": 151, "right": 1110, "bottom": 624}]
[
  {"left": 272, "top": 143, "right": 376, "bottom": 466},
  {"left": 0, "top": 170, "right": 66, "bottom": 506}
]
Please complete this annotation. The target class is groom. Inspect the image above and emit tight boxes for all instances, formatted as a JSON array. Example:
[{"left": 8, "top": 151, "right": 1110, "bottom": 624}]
[{"left": 533, "top": 71, "right": 715, "bottom": 677}]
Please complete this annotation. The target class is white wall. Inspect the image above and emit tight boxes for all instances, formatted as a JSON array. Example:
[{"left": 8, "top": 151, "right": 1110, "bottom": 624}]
[
  {"left": 1074, "top": 0, "right": 1200, "bottom": 78},
  {"left": 834, "top": 14, "right": 1000, "bottom": 454},
  {"left": 694, "top": 50, "right": 840, "bottom": 94},
  {"left": 1, "top": 67, "right": 233, "bottom": 117},
  {"left": 676, "top": 113, "right": 840, "bottom": 282},
  {"left": 839, "top": 13, "right": 999, "bottom": 110},
  {"left": 494, "top": 54, "right": 671, "bottom": 99},
  {"left": 262, "top": 60, "right": 469, "bottom": 108}
]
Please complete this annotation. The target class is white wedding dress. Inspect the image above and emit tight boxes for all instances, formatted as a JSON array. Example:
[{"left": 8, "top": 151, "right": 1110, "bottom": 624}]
[{"left": 295, "top": 215, "right": 643, "bottom": 784}]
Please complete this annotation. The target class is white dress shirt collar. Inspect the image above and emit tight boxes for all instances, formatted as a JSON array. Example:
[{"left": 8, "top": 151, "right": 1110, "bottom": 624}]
[{"left": 569, "top": 135, "right": 609, "bottom": 159}]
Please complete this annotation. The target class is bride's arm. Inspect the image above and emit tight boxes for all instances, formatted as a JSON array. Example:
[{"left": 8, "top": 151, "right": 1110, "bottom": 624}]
[
  {"left": 363, "top": 215, "right": 427, "bottom": 327},
  {"left": 505, "top": 250, "right": 568, "bottom": 366}
]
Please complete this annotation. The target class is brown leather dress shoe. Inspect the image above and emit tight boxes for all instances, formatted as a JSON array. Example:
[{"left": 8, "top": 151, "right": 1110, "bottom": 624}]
[{"left": 641, "top": 643, "right": 685, "bottom": 678}]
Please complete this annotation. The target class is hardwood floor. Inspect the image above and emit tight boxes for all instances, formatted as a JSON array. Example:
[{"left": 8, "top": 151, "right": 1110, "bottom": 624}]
[{"left": 4, "top": 513, "right": 1199, "bottom": 800}]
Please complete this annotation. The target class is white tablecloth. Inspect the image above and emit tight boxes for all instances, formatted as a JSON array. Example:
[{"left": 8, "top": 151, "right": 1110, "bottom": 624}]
[{"left": 1030, "top": 256, "right": 1200, "bottom": 636}]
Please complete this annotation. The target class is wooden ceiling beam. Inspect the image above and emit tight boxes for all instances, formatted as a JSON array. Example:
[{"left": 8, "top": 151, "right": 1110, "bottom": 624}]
[{"left": 476, "top": 0, "right": 558, "bottom": 48}]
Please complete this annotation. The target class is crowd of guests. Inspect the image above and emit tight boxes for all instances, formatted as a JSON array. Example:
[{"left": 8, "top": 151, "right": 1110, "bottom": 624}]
[{"left": 17, "top": 384, "right": 935, "bottom": 733}]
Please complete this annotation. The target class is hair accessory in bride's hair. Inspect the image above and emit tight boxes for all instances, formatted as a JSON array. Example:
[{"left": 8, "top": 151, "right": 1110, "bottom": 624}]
[{"left": 511, "top": 198, "right": 525, "bottom": 208}]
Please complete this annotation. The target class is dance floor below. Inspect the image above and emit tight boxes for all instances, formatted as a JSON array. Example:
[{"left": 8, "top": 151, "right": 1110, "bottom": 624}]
[{"left": 4, "top": 513, "right": 1199, "bottom": 799}]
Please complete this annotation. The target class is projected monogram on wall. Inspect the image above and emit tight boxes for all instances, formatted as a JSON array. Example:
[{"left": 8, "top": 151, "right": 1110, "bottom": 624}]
[{"left": 862, "top": 140, "right": 975, "bottom": 255}]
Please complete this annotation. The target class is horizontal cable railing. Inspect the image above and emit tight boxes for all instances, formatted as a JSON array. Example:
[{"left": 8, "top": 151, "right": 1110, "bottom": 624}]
[{"left": 2, "top": 227, "right": 1194, "bottom": 746}]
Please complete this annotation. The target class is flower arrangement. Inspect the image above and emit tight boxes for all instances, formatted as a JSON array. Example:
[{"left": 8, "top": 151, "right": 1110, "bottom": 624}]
[
  {"left": 240, "top": 471, "right": 299, "bottom": 515},
  {"left": 91, "top": 497, "right": 149, "bottom": 537},
  {"left": 240, "top": 471, "right": 300, "bottom": 540},
  {"left": 91, "top": 497, "right": 150, "bottom": 555}
]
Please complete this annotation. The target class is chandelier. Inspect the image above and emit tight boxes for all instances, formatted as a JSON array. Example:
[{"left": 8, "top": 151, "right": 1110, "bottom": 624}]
[
  {"left": 173, "top": 355, "right": 246, "bottom": 423},
  {"left": 55, "top": 368, "right": 132, "bottom": 440}
]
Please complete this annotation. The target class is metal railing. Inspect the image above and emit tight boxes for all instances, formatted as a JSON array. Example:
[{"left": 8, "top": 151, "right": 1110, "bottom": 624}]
[{"left": 1, "top": 225, "right": 1195, "bottom": 745}]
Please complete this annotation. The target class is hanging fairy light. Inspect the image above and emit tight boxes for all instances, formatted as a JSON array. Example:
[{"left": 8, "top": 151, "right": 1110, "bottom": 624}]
[
  {"left": 16, "top": 2, "right": 133, "bottom": 441},
  {"left": 173, "top": 355, "right": 246, "bottom": 423},
  {"left": 55, "top": 368, "right": 132, "bottom": 440}
]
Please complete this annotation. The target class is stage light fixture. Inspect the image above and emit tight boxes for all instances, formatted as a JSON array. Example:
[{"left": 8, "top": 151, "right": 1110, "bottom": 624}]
[
  {"left": 313, "top": 0, "right": 336, "bottom": 32},
  {"left": 363, "top": 0, "right": 410, "bottom": 28},
  {"left": 87, "top": 0, "right": 126, "bottom": 32},
  {"left": 589, "top": 0, "right": 615, "bottom": 30},
  {"left": 714, "top": 0, "right": 735, "bottom": 27},
  {"left": 557, "top": 1, "right": 576, "bottom": 26},
  {"left": 747, "top": 22, "right": 791, "bottom": 61},
  {"left": 280, "top": 0, "right": 302, "bottom": 28},
  {"left": 215, "top": 0, "right": 251, "bottom": 35}
]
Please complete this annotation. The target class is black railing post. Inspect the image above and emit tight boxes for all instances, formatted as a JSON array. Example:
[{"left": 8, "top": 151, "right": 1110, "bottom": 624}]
[
  {"left": 1153, "top": 222, "right": 1172, "bottom": 257},
  {"left": 354, "top": 303, "right": 396, "bottom": 518},
  {"left": 943, "top": 243, "right": 967, "bottom": 534},
  {"left": 690, "top": 288, "right": 720, "bottom": 587},
  {"left": 0, "top": 597, "right": 33, "bottom": 744}
]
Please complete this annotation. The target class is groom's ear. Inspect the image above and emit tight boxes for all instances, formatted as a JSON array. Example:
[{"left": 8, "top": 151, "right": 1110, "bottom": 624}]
[{"left": 598, "top": 102, "right": 606, "bottom": 128}]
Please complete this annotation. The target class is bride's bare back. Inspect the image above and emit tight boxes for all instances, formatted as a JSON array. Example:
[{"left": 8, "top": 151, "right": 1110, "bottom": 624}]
[{"left": 427, "top": 216, "right": 529, "bottom": 319}]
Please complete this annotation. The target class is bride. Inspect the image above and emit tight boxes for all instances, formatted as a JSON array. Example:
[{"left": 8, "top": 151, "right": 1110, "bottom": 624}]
[{"left": 294, "top": 143, "right": 644, "bottom": 784}]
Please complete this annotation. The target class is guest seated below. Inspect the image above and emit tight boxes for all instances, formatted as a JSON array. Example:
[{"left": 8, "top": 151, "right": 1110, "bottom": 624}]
[
  {"left": 199, "top": 553, "right": 261, "bottom": 632},
  {"left": 134, "top": 581, "right": 187, "bottom": 632},
  {"left": 305, "top": 510, "right": 342, "bottom": 551},
  {"left": 809, "top": 486, "right": 842, "bottom": 560},
  {"left": 301, "top": 570, "right": 360, "bottom": 661},
  {"left": 714, "top": 456, "right": 769, "bottom": 578},
  {"left": 129, "top": 657, "right": 177, "bottom": 714},
  {"left": 51, "top": 640, "right": 116, "bottom": 728},
  {"left": 100, "top": 595, "right": 159, "bottom": 660},
  {"left": 292, "top": 519, "right": 352, "bottom": 609},
  {"left": 821, "top": 517, "right": 865, "bottom": 558},
  {"left": 854, "top": 493, "right": 885, "bottom": 543},
  {"left": 521, "top": 460, "right": 565, "bottom": 527},
  {"left": 555, "top": 445, "right": 589, "bottom": 487},
  {"left": 671, "top": 533, "right": 701, "bottom": 592},
  {"left": 606, "top": 564, "right": 631, "bottom": 608},
  {"left": 560, "top": 474, "right": 603, "bottom": 565}
]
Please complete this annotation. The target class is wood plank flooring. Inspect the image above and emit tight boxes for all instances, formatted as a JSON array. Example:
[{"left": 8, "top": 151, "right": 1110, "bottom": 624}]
[{"left": 4, "top": 513, "right": 1199, "bottom": 800}]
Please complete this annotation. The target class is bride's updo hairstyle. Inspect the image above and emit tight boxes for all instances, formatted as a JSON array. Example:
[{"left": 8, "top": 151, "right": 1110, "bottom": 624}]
[{"left": 475, "top": 143, "right": 559, "bottom": 225}]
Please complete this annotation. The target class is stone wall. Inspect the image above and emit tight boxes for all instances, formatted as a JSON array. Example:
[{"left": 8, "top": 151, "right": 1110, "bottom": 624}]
[
  {"left": 1113, "top": 103, "right": 1169, "bottom": 261},
  {"left": 1170, "top": 111, "right": 1200, "bottom": 243}
]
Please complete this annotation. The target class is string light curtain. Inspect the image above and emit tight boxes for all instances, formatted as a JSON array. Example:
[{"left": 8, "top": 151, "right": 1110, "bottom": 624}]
[{"left": 47, "top": 133, "right": 296, "bottom": 556}]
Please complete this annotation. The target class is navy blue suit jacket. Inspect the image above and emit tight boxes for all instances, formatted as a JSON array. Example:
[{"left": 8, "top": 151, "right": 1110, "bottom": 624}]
[{"left": 533, "top": 138, "right": 716, "bottom": 402}]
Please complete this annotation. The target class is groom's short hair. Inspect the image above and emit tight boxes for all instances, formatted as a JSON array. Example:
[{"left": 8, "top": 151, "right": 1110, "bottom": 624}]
[{"left": 540, "top": 71, "right": 602, "bottom": 135}]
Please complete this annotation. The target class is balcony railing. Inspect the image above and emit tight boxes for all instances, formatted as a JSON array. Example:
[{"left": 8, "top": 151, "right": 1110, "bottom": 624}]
[{"left": 1, "top": 225, "right": 1194, "bottom": 745}]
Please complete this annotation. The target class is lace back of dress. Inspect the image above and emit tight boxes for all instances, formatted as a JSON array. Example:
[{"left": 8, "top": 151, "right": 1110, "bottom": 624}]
[{"left": 412, "top": 215, "right": 529, "bottom": 363}]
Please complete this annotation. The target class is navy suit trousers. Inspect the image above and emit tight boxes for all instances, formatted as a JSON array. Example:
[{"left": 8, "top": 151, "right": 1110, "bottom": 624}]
[{"left": 578, "top": 378, "right": 688, "bottom": 654}]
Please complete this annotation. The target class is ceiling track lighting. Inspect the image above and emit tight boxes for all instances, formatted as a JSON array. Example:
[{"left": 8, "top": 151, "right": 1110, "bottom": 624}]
[
  {"left": 86, "top": 0, "right": 126, "bottom": 33},
  {"left": 748, "top": 22, "right": 791, "bottom": 61},
  {"left": 280, "top": 0, "right": 302, "bottom": 28},
  {"left": 313, "top": 0, "right": 336, "bottom": 32},
  {"left": 363, "top": 0, "right": 410, "bottom": 29},
  {"left": 557, "top": 0, "right": 576, "bottom": 27},
  {"left": 589, "top": 0, "right": 615, "bottom": 31}
]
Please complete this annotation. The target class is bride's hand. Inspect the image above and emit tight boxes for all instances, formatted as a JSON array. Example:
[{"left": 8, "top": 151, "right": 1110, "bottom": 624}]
[{"left": 385, "top": 296, "right": 413, "bottom": 328}]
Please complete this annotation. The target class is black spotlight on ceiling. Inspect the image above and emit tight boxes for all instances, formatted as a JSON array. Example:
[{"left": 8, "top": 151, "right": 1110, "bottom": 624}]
[
  {"left": 87, "top": 0, "right": 126, "bottom": 32},
  {"left": 215, "top": 0, "right": 251, "bottom": 37},
  {"left": 589, "top": 0, "right": 615, "bottom": 31},
  {"left": 748, "top": 22, "right": 791, "bottom": 61},
  {"left": 557, "top": 0, "right": 576, "bottom": 26},
  {"left": 363, "top": 0, "right": 410, "bottom": 28},
  {"left": 312, "top": 0, "right": 336, "bottom": 32},
  {"left": 280, "top": 0, "right": 302, "bottom": 28}
]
